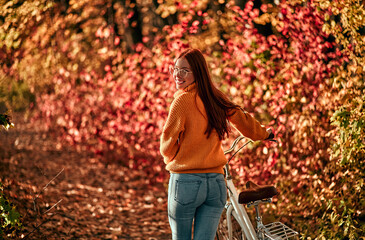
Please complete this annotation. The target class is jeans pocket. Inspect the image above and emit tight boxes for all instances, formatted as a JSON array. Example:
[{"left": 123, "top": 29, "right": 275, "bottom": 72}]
[
  {"left": 216, "top": 178, "right": 227, "bottom": 206},
  {"left": 174, "top": 180, "right": 202, "bottom": 205}
]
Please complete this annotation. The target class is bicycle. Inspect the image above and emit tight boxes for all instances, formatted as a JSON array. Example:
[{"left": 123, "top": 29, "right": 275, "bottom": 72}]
[{"left": 215, "top": 135, "right": 299, "bottom": 240}]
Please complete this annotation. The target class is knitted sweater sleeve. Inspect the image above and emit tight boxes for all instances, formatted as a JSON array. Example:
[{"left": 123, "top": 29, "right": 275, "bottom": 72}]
[
  {"left": 228, "top": 108, "right": 269, "bottom": 141},
  {"left": 160, "top": 95, "right": 187, "bottom": 163}
]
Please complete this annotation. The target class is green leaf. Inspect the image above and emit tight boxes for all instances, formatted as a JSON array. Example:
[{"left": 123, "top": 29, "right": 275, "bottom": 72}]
[
  {"left": 0, "top": 114, "right": 14, "bottom": 130},
  {"left": 8, "top": 208, "right": 21, "bottom": 226},
  {"left": 324, "top": 13, "right": 330, "bottom": 21},
  {"left": 340, "top": 200, "right": 345, "bottom": 208},
  {"left": 331, "top": 109, "right": 350, "bottom": 121},
  {"left": 0, "top": 196, "right": 11, "bottom": 212},
  {"left": 327, "top": 200, "right": 333, "bottom": 210},
  {"left": 338, "top": 218, "right": 344, "bottom": 227}
]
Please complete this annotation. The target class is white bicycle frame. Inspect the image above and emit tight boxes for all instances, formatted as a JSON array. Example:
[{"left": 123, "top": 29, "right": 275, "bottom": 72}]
[
  {"left": 220, "top": 136, "right": 298, "bottom": 240},
  {"left": 224, "top": 173, "right": 258, "bottom": 240},
  {"left": 222, "top": 135, "right": 259, "bottom": 240}
]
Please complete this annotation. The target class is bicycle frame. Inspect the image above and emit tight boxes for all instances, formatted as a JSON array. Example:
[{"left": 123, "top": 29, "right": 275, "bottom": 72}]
[
  {"left": 219, "top": 136, "right": 297, "bottom": 240},
  {"left": 221, "top": 136, "right": 262, "bottom": 240},
  {"left": 224, "top": 164, "right": 258, "bottom": 240}
]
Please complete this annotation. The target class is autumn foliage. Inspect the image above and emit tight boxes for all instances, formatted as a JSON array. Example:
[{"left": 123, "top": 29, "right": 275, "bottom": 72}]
[{"left": 1, "top": 0, "right": 364, "bottom": 239}]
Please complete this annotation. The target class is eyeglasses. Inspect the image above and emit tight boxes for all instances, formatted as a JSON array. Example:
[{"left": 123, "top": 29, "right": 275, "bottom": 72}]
[{"left": 169, "top": 66, "right": 193, "bottom": 79}]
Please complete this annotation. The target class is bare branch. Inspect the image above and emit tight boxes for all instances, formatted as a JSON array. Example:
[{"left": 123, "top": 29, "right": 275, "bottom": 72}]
[
  {"left": 33, "top": 168, "right": 64, "bottom": 211},
  {"left": 43, "top": 199, "right": 63, "bottom": 215}
]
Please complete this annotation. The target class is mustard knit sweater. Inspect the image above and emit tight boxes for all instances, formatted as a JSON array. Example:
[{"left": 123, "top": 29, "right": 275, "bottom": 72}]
[{"left": 160, "top": 83, "right": 269, "bottom": 174}]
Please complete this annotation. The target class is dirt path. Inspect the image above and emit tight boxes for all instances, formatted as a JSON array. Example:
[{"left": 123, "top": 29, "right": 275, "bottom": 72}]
[{"left": 0, "top": 114, "right": 171, "bottom": 239}]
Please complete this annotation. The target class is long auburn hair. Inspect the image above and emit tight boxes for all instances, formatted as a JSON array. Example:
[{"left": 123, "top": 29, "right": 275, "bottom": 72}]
[{"left": 177, "top": 49, "right": 241, "bottom": 140}]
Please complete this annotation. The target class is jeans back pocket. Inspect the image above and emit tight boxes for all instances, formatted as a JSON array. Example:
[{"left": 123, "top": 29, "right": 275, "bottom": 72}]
[
  {"left": 174, "top": 180, "right": 202, "bottom": 205},
  {"left": 216, "top": 178, "right": 227, "bottom": 206}
]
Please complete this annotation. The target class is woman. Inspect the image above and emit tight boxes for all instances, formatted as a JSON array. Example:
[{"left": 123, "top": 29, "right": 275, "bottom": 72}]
[{"left": 160, "top": 49, "right": 272, "bottom": 240}]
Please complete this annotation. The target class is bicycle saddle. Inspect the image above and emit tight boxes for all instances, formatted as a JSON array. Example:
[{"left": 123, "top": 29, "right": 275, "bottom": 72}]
[{"left": 238, "top": 181, "right": 278, "bottom": 204}]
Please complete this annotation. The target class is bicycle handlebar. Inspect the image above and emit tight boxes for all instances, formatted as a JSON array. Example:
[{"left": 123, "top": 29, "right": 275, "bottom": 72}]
[{"left": 224, "top": 136, "right": 246, "bottom": 155}]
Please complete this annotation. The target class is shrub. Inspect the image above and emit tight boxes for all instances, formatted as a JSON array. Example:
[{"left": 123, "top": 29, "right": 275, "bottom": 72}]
[
  {"left": 316, "top": 0, "right": 365, "bottom": 238},
  {"left": 0, "top": 182, "right": 22, "bottom": 238}
]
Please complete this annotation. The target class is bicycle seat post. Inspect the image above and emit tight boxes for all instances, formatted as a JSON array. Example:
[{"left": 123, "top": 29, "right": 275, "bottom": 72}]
[{"left": 249, "top": 199, "right": 272, "bottom": 240}]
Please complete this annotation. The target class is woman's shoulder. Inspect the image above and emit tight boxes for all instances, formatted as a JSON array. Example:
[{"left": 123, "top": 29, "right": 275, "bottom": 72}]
[{"left": 171, "top": 91, "right": 196, "bottom": 110}]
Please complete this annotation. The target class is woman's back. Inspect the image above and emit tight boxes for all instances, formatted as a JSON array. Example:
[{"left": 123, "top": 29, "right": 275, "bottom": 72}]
[{"left": 160, "top": 83, "right": 227, "bottom": 174}]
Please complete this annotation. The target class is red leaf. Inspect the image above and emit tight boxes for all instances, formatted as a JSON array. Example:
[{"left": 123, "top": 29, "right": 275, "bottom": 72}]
[{"left": 127, "top": 11, "right": 134, "bottom": 19}]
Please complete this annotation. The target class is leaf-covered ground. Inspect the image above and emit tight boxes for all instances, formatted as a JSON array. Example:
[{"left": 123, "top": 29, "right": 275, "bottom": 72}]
[{"left": 0, "top": 114, "right": 171, "bottom": 239}]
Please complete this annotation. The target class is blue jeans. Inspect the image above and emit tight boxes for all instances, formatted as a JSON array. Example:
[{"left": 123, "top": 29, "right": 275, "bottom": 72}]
[{"left": 168, "top": 173, "right": 227, "bottom": 240}]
